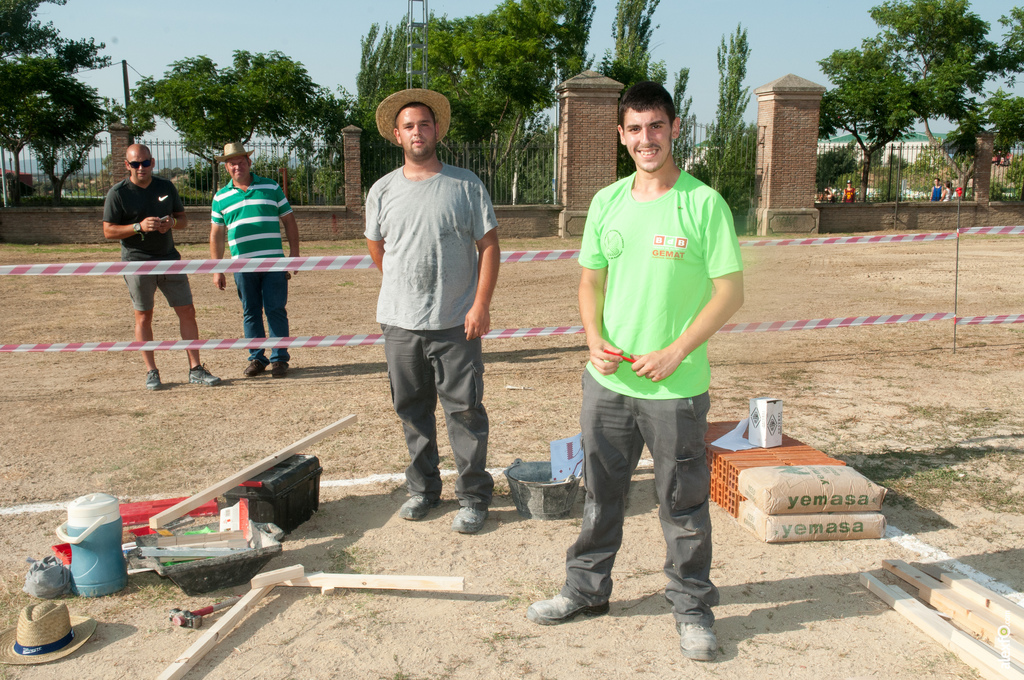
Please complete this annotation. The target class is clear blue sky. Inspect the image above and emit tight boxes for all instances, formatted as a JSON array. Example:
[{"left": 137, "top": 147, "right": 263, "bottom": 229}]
[{"left": 42, "top": 0, "right": 1024, "bottom": 137}]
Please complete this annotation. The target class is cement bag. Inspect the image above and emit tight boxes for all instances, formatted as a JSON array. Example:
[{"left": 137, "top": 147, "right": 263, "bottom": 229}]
[
  {"left": 738, "top": 501, "right": 886, "bottom": 544},
  {"left": 737, "top": 465, "right": 886, "bottom": 515}
]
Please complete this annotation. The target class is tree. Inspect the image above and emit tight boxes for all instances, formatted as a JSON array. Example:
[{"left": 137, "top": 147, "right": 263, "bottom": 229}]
[
  {"left": 29, "top": 70, "right": 109, "bottom": 204},
  {"left": 0, "top": 0, "right": 108, "bottom": 203},
  {"left": 692, "top": 24, "right": 756, "bottom": 228},
  {"left": 354, "top": 21, "right": 408, "bottom": 133},
  {"left": 554, "top": 0, "right": 595, "bottom": 82},
  {"left": 597, "top": 0, "right": 666, "bottom": 177},
  {"left": 816, "top": 143, "right": 859, "bottom": 192},
  {"left": 672, "top": 67, "right": 694, "bottom": 168},
  {"left": 868, "top": 0, "right": 1016, "bottom": 188},
  {"left": 818, "top": 42, "right": 915, "bottom": 200},
  {"left": 132, "top": 51, "right": 323, "bottom": 165}
]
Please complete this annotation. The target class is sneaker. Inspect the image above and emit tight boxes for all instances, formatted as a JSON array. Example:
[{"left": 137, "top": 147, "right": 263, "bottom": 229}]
[
  {"left": 398, "top": 495, "right": 440, "bottom": 521},
  {"left": 678, "top": 622, "right": 718, "bottom": 662},
  {"left": 145, "top": 369, "right": 162, "bottom": 391},
  {"left": 451, "top": 507, "right": 487, "bottom": 534},
  {"left": 243, "top": 360, "right": 267, "bottom": 377},
  {"left": 188, "top": 364, "right": 222, "bottom": 386},
  {"left": 270, "top": 361, "right": 289, "bottom": 378},
  {"left": 526, "top": 594, "right": 609, "bottom": 626}
]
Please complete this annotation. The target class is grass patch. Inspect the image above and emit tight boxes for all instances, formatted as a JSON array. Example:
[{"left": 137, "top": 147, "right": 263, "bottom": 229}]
[{"left": 854, "top": 445, "right": 1024, "bottom": 512}]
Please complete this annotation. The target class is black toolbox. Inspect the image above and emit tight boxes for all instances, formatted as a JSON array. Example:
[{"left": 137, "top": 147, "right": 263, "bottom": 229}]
[{"left": 224, "top": 454, "right": 322, "bottom": 534}]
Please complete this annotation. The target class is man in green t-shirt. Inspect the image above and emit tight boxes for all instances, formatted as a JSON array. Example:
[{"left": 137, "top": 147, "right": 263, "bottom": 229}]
[{"left": 527, "top": 82, "right": 744, "bottom": 662}]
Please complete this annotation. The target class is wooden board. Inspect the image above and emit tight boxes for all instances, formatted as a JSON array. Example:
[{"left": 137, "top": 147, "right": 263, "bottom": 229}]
[
  {"left": 156, "top": 585, "right": 275, "bottom": 680},
  {"left": 919, "top": 564, "right": 1024, "bottom": 635},
  {"left": 149, "top": 415, "right": 356, "bottom": 529},
  {"left": 860, "top": 573, "right": 1024, "bottom": 680},
  {"left": 156, "top": 531, "right": 244, "bottom": 547},
  {"left": 250, "top": 564, "right": 306, "bottom": 589},
  {"left": 883, "top": 560, "right": 1005, "bottom": 642},
  {"left": 279, "top": 572, "right": 465, "bottom": 592}
]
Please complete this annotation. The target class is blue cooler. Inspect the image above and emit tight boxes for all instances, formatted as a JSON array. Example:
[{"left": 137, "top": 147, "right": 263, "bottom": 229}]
[{"left": 55, "top": 493, "right": 127, "bottom": 597}]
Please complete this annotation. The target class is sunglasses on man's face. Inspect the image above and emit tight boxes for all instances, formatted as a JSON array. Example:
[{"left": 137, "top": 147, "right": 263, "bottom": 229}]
[{"left": 127, "top": 159, "right": 153, "bottom": 169}]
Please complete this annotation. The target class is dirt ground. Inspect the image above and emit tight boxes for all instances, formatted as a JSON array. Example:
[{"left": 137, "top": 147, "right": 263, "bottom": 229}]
[{"left": 0, "top": 233, "right": 1022, "bottom": 680}]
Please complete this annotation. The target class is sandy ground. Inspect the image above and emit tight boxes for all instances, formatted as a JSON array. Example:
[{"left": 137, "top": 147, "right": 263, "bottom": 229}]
[{"left": 0, "top": 234, "right": 1022, "bottom": 679}]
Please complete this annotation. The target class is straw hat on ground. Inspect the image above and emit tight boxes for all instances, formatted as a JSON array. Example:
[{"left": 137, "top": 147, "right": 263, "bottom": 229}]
[
  {"left": 215, "top": 142, "right": 254, "bottom": 162},
  {"left": 0, "top": 603, "right": 96, "bottom": 665},
  {"left": 375, "top": 89, "right": 451, "bottom": 144}
]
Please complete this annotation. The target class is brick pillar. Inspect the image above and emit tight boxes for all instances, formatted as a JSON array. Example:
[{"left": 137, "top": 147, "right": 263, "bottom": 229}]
[
  {"left": 108, "top": 122, "right": 131, "bottom": 189},
  {"left": 754, "top": 74, "right": 826, "bottom": 236},
  {"left": 974, "top": 132, "right": 994, "bottom": 205},
  {"left": 342, "top": 125, "right": 362, "bottom": 214},
  {"left": 556, "top": 70, "right": 623, "bottom": 237}
]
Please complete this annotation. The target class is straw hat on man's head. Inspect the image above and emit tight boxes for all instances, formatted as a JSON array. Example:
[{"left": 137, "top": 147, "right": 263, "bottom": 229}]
[
  {"left": 215, "top": 142, "right": 254, "bottom": 162},
  {"left": 375, "top": 89, "right": 451, "bottom": 145},
  {"left": 0, "top": 603, "right": 96, "bottom": 665}
]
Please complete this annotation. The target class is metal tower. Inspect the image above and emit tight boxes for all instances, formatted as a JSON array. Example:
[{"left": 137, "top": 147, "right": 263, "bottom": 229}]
[{"left": 406, "top": 0, "right": 428, "bottom": 89}]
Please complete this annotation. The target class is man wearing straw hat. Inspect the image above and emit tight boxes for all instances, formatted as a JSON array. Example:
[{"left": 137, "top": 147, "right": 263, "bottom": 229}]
[
  {"left": 102, "top": 143, "right": 221, "bottom": 391},
  {"left": 209, "top": 142, "right": 300, "bottom": 378},
  {"left": 365, "top": 89, "right": 500, "bottom": 535}
]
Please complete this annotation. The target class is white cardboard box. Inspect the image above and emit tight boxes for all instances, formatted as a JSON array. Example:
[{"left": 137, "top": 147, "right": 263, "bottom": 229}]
[{"left": 748, "top": 397, "right": 783, "bottom": 448}]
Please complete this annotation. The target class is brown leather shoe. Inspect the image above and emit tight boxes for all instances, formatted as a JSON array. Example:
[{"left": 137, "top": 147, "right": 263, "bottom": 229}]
[
  {"left": 243, "top": 360, "right": 267, "bottom": 377},
  {"left": 270, "top": 361, "right": 289, "bottom": 378}
]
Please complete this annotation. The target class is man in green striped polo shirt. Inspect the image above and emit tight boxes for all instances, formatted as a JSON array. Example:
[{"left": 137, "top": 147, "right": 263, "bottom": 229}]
[{"left": 209, "top": 143, "right": 300, "bottom": 378}]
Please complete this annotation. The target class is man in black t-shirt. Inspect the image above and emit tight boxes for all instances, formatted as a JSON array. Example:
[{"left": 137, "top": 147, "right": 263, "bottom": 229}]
[{"left": 102, "top": 144, "right": 220, "bottom": 390}]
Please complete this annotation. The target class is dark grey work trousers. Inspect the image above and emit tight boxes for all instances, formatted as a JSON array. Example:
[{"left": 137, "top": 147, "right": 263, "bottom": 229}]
[
  {"left": 381, "top": 324, "right": 493, "bottom": 510},
  {"left": 562, "top": 370, "right": 719, "bottom": 626}
]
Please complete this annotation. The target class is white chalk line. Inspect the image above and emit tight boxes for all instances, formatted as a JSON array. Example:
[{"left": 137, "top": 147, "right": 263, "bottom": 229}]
[{"left": 6, "top": 466, "right": 1019, "bottom": 604}]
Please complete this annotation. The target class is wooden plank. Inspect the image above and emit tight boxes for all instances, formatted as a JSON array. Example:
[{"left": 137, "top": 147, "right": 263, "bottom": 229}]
[
  {"left": 156, "top": 531, "right": 243, "bottom": 547},
  {"left": 919, "top": 564, "right": 1024, "bottom": 635},
  {"left": 150, "top": 415, "right": 357, "bottom": 529},
  {"left": 278, "top": 572, "right": 465, "bottom": 592},
  {"left": 884, "top": 560, "right": 1005, "bottom": 642},
  {"left": 250, "top": 564, "right": 306, "bottom": 589},
  {"left": 156, "top": 585, "right": 274, "bottom": 680},
  {"left": 860, "top": 573, "right": 1019, "bottom": 680}
]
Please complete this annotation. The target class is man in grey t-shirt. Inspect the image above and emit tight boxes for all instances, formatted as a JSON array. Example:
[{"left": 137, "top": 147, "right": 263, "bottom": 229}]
[{"left": 365, "top": 89, "right": 500, "bottom": 535}]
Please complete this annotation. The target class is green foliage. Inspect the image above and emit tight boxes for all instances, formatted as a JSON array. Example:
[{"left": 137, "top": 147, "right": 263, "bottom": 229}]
[
  {"left": 672, "top": 68, "right": 694, "bottom": 168},
  {"left": 0, "top": 1, "right": 109, "bottom": 204},
  {"left": 816, "top": 144, "right": 858, "bottom": 191},
  {"left": 598, "top": 0, "right": 667, "bottom": 178},
  {"left": 133, "top": 50, "right": 336, "bottom": 162},
  {"left": 555, "top": 0, "right": 595, "bottom": 81}
]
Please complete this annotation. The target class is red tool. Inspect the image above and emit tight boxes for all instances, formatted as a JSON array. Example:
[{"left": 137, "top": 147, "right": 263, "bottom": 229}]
[
  {"left": 169, "top": 596, "right": 242, "bottom": 628},
  {"left": 607, "top": 349, "right": 636, "bottom": 363}
]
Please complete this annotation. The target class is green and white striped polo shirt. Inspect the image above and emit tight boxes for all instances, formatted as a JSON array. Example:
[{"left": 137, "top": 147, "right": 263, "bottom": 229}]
[{"left": 211, "top": 174, "right": 292, "bottom": 258}]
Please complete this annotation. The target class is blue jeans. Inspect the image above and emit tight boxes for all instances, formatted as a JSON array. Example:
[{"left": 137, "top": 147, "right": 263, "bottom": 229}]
[
  {"left": 234, "top": 271, "right": 290, "bottom": 365},
  {"left": 563, "top": 370, "right": 718, "bottom": 626}
]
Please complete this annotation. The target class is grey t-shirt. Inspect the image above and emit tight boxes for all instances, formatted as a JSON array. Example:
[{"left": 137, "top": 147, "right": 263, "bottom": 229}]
[{"left": 365, "top": 164, "right": 498, "bottom": 330}]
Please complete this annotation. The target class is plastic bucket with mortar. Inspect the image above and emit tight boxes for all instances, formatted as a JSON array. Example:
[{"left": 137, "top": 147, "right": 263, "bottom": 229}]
[{"left": 504, "top": 459, "right": 580, "bottom": 520}]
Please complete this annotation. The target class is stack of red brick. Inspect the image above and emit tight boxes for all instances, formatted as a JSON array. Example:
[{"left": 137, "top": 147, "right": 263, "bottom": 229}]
[{"left": 703, "top": 421, "right": 845, "bottom": 517}]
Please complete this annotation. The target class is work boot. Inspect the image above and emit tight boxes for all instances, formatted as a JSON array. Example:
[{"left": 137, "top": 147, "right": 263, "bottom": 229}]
[
  {"left": 451, "top": 507, "right": 487, "bottom": 534},
  {"left": 145, "top": 369, "right": 162, "bottom": 391},
  {"left": 526, "top": 594, "right": 609, "bottom": 625},
  {"left": 270, "top": 361, "right": 289, "bottom": 378},
  {"left": 189, "top": 364, "right": 222, "bottom": 386},
  {"left": 678, "top": 622, "right": 718, "bottom": 662},
  {"left": 243, "top": 360, "right": 266, "bottom": 377},
  {"left": 398, "top": 495, "right": 440, "bottom": 521}
]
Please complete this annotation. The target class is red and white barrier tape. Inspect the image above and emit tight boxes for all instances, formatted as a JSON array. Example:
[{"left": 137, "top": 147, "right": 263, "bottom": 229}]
[
  {"left": 3, "top": 227, "right": 1022, "bottom": 277},
  {"left": 7, "top": 314, "right": 1022, "bottom": 353},
  {"left": 955, "top": 314, "right": 1024, "bottom": 326},
  {"left": 718, "top": 312, "right": 954, "bottom": 333},
  {"left": 0, "top": 250, "right": 581, "bottom": 277},
  {"left": 742, "top": 232, "right": 958, "bottom": 248}
]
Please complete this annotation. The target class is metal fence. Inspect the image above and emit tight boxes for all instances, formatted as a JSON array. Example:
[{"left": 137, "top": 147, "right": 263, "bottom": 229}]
[
  {"left": 816, "top": 141, "right": 985, "bottom": 203},
  {"left": 989, "top": 142, "right": 1024, "bottom": 201},
  {"left": 362, "top": 138, "right": 557, "bottom": 205},
  {"left": 673, "top": 119, "right": 759, "bottom": 234},
  {"left": 4, "top": 136, "right": 557, "bottom": 207}
]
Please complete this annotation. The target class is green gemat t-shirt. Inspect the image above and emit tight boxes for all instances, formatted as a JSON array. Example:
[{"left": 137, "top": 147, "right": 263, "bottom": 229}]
[{"left": 579, "top": 171, "right": 743, "bottom": 399}]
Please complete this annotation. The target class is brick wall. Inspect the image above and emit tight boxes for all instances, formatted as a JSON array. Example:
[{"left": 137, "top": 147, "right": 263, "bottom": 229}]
[{"left": 0, "top": 204, "right": 560, "bottom": 245}]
